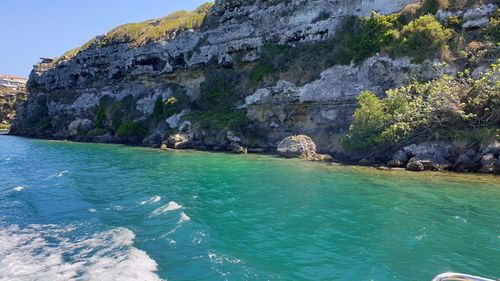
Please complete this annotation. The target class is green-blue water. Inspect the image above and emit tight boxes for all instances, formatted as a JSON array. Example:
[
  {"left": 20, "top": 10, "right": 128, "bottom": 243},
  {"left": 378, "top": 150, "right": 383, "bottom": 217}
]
[{"left": 0, "top": 136, "right": 498, "bottom": 281}]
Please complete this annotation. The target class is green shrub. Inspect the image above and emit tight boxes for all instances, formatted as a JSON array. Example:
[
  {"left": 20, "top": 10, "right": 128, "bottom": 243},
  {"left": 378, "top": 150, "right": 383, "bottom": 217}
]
[
  {"left": 152, "top": 96, "right": 164, "bottom": 120},
  {"left": 343, "top": 61, "right": 500, "bottom": 154},
  {"left": 397, "top": 15, "right": 452, "bottom": 63},
  {"left": 116, "top": 120, "right": 147, "bottom": 137},
  {"left": 419, "top": 0, "right": 449, "bottom": 15},
  {"left": 185, "top": 109, "right": 247, "bottom": 131},
  {"left": 250, "top": 12, "right": 451, "bottom": 87},
  {"left": 447, "top": 15, "right": 463, "bottom": 30},
  {"left": 85, "top": 128, "right": 107, "bottom": 137},
  {"left": 343, "top": 92, "right": 390, "bottom": 152},
  {"left": 249, "top": 62, "right": 277, "bottom": 87},
  {"left": 339, "top": 13, "right": 400, "bottom": 64},
  {"left": 484, "top": 10, "right": 500, "bottom": 43},
  {"left": 196, "top": 66, "right": 239, "bottom": 110},
  {"left": 95, "top": 103, "right": 106, "bottom": 129}
]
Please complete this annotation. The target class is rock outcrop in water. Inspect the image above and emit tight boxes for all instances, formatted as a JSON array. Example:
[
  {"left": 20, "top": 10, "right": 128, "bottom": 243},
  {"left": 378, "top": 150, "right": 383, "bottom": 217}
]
[{"left": 10, "top": 0, "right": 499, "bottom": 173}]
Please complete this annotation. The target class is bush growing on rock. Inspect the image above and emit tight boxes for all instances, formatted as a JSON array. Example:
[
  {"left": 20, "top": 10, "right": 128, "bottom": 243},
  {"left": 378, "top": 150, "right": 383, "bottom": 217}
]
[
  {"left": 344, "top": 61, "right": 500, "bottom": 155},
  {"left": 117, "top": 120, "right": 147, "bottom": 138},
  {"left": 396, "top": 15, "right": 452, "bottom": 63},
  {"left": 249, "top": 12, "right": 452, "bottom": 88}
]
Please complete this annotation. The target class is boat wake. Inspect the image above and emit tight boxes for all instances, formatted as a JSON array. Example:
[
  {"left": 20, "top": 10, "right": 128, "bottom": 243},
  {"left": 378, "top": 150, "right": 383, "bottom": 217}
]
[{"left": 0, "top": 223, "right": 162, "bottom": 281}]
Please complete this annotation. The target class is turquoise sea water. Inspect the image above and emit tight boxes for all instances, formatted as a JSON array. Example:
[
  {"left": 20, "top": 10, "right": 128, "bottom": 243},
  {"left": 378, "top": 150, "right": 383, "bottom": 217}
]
[{"left": 0, "top": 135, "right": 498, "bottom": 281}]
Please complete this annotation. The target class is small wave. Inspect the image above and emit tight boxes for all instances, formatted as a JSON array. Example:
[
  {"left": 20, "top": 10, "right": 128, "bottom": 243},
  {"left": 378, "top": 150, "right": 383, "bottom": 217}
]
[
  {"left": 112, "top": 205, "right": 124, "bottom": 211},
  {"left": 0, "top": 224, "right": 162, "bottom": 281},
  {"left": 56, "top": 171, "right": 69, "bottom": 178},
  {"left": 159, "top": 213, "right": 192, "bottom": 237},
  {"left": 88, "top": 208, "right": 97, "bottom": 213},
  {"left": 150, "top": 201, "right": 182, "bottom": 217},
  {"left": 5, "top": 158, "right": 11, "bottom": 161},
  {"left": 453, "top": 216, "right": 468, "bottom": 223},
  {"left": 140, "top": 196, "right": 161, "bottom": 205},
  {"left": 13, "top": 186, "right": 24, "bottom": 192}
]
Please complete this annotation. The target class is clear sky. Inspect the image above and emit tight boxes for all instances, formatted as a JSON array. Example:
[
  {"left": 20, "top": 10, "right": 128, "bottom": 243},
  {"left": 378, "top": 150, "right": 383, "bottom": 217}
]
[{"left": 0, "top": 0, "right": 208, "bottom": 77}]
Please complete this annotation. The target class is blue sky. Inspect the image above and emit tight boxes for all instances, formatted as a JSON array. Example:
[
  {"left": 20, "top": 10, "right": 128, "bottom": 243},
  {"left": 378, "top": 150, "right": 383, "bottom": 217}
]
[{"left": 0, "top": 0, "right": 208, "bottom": 77}]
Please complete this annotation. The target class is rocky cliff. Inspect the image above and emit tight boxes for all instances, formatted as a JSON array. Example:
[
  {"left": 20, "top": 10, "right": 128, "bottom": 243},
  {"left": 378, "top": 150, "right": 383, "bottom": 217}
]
[
  {"left": 11, "top": 0, "right": 499, "bottom": 172},
  {"left": 0, "top": 76, "right": 27, "bottom": 130}
]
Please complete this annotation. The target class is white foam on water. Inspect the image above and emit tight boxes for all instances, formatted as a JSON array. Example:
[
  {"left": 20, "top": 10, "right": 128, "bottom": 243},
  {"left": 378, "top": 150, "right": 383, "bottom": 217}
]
[
  {"left": 13, "top": 186, "right": 25, "bottom": 192},
  {"left": 56, "top": 171, "right": 69, "bottom": 178},
  {"left": 112, "top": 205, "right": 124, "bottom": 211},
  {"left": 179, "top": 212, "right": 191, "bottom": 223},
  {"left": 88, "top": 209, "right": 97, "bottom": 213},
  {"left": 208, "top": 251, "right": 241, "bottom": 265},
  {"left": 453, "top": 215, "right": 468, "bottom": 223},
  {"left": 0, "top": 224, "right": 162, "bottom": 281},
  {"left": 150, "top": 201, "right": 182, "bottom": 217},
  {"left": 140, "top": 196, "right": 162, "bottom": 205}
]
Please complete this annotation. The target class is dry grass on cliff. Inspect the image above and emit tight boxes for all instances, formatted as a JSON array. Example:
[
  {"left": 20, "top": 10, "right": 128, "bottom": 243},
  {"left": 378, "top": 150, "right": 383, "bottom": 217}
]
[
  {"left": 54, "top": 2, "right": 213, "bottom": 63},
  {"left": 103, "top": 3, "right": 213, "bottom": 47}
]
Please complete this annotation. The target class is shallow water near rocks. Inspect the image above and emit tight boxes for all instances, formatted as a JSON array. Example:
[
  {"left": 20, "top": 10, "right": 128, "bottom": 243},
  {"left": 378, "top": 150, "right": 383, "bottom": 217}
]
[{"left": 0, "top": 136, "right": 498, "bottom": 281}]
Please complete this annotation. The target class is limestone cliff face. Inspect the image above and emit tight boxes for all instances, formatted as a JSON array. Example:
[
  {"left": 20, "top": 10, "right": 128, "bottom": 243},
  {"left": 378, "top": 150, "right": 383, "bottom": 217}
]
[
  {"left": 0, "top": 76, "right": 27, "bottom": 130},
  {"left": 12, "top": 0, "right": 434, "bottom": 151}
]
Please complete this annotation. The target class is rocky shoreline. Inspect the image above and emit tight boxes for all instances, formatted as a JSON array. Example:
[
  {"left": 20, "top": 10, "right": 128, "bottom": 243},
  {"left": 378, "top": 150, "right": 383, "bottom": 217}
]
[
  {"left": 7, "top": 0, "right": 499, "bottom": 175},
  {"left": 8, "top": 131, "right": 499, "bottom": 175}
]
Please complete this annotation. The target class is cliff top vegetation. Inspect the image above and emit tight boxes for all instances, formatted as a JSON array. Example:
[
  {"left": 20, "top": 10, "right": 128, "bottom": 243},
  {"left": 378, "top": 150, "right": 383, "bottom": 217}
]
[{"left": 55, "top": 2, "right": 214, "bottom": 63}]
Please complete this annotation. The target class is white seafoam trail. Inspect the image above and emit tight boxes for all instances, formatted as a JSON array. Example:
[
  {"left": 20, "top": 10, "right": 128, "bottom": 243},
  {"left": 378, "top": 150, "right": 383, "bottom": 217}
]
[
  {"left": 150, "top": 201, "right": 183, "bottom": 217},
  {"left": 140, "top": 195, "right": 162, "bottom": 205},
  {"left": 0, "top": 224, "right": 162, "bottom": 281}
]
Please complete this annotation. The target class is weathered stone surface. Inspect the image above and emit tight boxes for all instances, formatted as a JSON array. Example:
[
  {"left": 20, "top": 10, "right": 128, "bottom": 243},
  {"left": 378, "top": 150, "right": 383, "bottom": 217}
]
[
  {"left": 166, "top": 133, "right": 193, "bottom": 149},
  {"left": 166, "top": 110, "right": 190, "bottom": 129},
  {"left": 403, "top": 142, "right": 453, "bottom": 171},
  {"left": 406, "top": 158, "right": 425, "bottom": 172},
  {"left": 479, "top": 153, "right": 497, "bottom": 173},
  {"left": 226, "top": 131, "right": 242, "bottom": 143},
  {"left": 277, "top": 135, "right": 317, "bottom": 159},
  {"left": 437, "top": 4, "right": 497, "bottom": 30},
  {"left": 481, "top": 141, "right": 500, "bottom": 155},
  {"left": 462, "top": 4, "right": 497, "bottom": 29},
  {"left": 68, "top": 118, "right": 95, "bottom": 137},
  {"left": 412, "top": 153, "right": 451, "bottom": 171},
  {"left": 228, "top": 141, "right": 247, "bottom": 154},
  {"left": 388, "top": 150, "right": 408, "bottom": 167},
  {"left": 142, "top": 132, "right": 162, "bottom": 148},
  {"left": 454, "top": 154, "right": 478, "bottom": 172},
  {"left": 387, "top": 159, "right": 403, "bottom": 167}
]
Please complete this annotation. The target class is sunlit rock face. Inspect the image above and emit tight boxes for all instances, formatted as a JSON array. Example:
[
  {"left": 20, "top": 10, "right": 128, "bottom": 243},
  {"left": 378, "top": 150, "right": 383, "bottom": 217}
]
[{"left": 12, "top": 0, "right": 423, "bottom": 150}]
